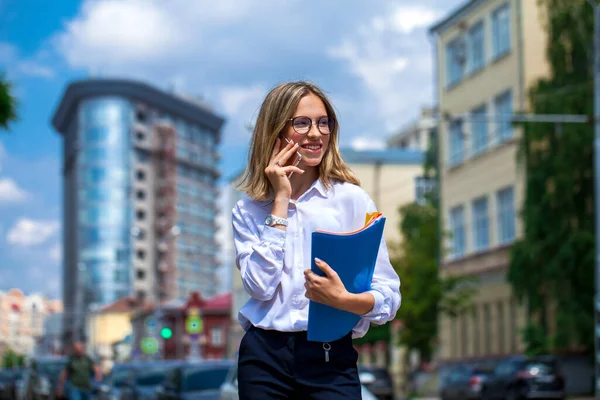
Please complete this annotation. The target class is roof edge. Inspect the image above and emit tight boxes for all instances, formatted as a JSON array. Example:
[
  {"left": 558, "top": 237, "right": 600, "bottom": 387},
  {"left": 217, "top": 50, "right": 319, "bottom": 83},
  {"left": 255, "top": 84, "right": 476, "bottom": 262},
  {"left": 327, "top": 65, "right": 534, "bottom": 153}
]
[{"left": 429, "top": 0, "right": 488, "bottom": 35}]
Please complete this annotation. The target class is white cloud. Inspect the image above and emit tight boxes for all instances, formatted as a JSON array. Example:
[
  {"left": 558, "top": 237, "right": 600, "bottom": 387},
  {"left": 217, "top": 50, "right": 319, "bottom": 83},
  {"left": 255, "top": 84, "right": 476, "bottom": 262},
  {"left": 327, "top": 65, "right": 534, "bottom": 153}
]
[
  {"left": 18, "top": 61, "right": 54, "bottom": 78},
  {"left": 0, "top": 178, "right": 29, "bottom": 203},
  {"left": 390, "top": 6, "right": 440, "bottom": 34},
  {"left": 49, "top": 244, "right": 62, "bottom": 262},
  {"left": 55, "top": 0, "right": 186, "bottom": 68},
  {"left": 351, "top": 137, "right": 386, "bottom": 151},
  {"left": 218, "top": 85, "right": 266, "bottom": 123},
  {"left": 7, "top": 219, "right": 59, "bottom": 246}
]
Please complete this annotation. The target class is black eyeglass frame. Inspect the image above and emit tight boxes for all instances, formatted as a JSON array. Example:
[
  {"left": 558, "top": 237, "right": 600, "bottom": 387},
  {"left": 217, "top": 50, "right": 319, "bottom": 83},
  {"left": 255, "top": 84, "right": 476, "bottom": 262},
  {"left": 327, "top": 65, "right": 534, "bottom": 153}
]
[{"left": 287, "top": 116, "right": 336, "bottom": 135}]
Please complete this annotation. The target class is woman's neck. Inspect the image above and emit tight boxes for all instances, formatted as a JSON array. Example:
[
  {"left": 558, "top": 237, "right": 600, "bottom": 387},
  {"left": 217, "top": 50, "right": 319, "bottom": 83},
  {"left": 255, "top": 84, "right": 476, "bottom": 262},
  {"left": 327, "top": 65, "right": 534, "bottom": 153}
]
[{"left": 289, "top": 165, "right": 320, "bottom": 200}]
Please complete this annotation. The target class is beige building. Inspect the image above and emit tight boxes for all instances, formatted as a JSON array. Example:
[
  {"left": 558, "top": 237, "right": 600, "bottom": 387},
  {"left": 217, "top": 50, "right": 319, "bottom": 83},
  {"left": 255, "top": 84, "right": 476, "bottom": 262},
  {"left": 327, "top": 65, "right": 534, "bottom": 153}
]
[
  {"left": 0, "top": 289, "right": 63, "bottom": 357},
  {"left": 430, "top": 0, "right": 550, "bottom": 362},
  {"left": 225, "top": 148, "right": 428, "bottom": 357},
  {"left": 387, "top": 107, "right": 438, "bottom": 153}
]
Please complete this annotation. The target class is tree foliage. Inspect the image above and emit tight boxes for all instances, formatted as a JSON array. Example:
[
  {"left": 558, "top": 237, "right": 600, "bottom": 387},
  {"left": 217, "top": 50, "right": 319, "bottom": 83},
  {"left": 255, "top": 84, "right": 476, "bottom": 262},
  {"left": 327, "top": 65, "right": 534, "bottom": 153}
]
[
  {"left": 392, "top": 202, "right": 477, "bottom": 362},
  {"left": 1, "top": 348, "right": 25, "bottom": 369},
  {"left": 507, "top": 0, "right": 594, "bottom": 353},
  {"left": 0, "top": 74, "right": 17, "bottom": 130}
]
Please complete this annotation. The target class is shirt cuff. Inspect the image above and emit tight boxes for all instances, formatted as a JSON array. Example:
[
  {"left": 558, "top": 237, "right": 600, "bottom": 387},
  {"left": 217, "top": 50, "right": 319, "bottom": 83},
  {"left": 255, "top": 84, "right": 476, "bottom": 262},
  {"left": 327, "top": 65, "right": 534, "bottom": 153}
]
[
  {"left": 363, "top": 289, "right": 385, "bottom": 317},
  {"left": 260, "top": 225, "right": 286, "bottom": 247}
]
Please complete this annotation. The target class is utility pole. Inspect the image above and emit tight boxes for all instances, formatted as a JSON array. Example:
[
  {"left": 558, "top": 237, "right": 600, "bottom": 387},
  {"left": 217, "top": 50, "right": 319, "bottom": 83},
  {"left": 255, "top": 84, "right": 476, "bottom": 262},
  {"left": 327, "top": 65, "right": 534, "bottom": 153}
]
[{"left": 587, "top": 0, "right": 600, "bottom": 395}]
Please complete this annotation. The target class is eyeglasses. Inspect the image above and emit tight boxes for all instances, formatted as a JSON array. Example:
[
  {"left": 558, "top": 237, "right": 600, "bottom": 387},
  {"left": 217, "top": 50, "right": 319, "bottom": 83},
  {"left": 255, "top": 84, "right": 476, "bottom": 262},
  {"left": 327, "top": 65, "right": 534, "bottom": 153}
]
[{"left": 287, "top": 116, "right": 335, "bottom": 135}]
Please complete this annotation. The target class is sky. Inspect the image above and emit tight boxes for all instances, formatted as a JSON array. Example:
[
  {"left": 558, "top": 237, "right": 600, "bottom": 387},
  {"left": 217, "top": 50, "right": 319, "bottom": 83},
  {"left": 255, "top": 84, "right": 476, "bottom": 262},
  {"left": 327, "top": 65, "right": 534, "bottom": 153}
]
[{"left": 0, "top": 0, "right": 463, "bottom": 299}]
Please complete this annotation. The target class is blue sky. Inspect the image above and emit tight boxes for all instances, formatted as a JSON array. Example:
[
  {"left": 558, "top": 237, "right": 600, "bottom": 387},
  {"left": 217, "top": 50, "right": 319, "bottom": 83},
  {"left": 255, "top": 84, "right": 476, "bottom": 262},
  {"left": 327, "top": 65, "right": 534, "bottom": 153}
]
[{"left": 0, "top": 0, "right": 462, "bottom": 299}]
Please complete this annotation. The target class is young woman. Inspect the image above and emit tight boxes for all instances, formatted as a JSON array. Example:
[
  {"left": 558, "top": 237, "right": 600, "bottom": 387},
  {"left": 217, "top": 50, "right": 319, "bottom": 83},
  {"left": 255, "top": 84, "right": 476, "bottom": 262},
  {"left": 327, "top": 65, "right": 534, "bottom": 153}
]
[{"left": 232, "top": 81, "right": 401, "bottom": 399}]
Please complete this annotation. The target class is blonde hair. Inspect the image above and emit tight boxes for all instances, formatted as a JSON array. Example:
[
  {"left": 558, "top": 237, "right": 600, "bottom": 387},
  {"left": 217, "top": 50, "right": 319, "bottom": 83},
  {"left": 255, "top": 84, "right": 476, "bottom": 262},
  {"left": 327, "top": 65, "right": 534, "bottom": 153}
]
[{"left": 238, "top": 81, "right": 360, "bottom": 201}]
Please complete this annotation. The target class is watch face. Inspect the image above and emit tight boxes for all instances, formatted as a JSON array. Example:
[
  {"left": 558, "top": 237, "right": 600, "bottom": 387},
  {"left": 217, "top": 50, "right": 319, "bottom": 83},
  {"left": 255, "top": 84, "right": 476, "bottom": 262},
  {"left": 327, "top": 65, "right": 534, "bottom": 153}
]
[{"left": 265, "top": 215, "right": 273, "bottom": 226}]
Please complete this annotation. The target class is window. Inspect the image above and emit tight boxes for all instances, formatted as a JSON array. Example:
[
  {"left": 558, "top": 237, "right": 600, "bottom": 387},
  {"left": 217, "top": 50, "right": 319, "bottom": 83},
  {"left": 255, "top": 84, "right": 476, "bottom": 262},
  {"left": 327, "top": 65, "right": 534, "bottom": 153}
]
[
  {"left": 498, "top": 301, "right": 505, "bottom": 354},
  {"left": 510, "top": 299, "right": 517, "bottom": 352},
  {"left": 467, "top": 21, "right": 485, "bottom": 73},
  {"left": 472, "top": 196, "right": 489, "bottom": 252},
  {"left": 497, "top": 186, "right": 516, "bottom": 244},
  {"left": 211, "top": 326, "right": 222, "bottom": 346},
  {"left": 446, "top": 37, "right": 465, "bottom": 87},
  {"left": 449, "top": 119, "right": 464, "bottom": 166},
  {"left": 460, "top": 312, "right": 469, "bottom": 357},
  {"left": 483, "top": 303, "right": 491, "bottom": 354},
  {"left": 136, "top": 250, "right": 146, "bottom": 260},
  {"left": 492, "top": 4, "right": 511, "bottom": 58},
  {"left": 495, "top": 90, "right": 513, "bottom": 141},
  {"left": 136, "top": 269, "right": 145, "bottom": 280},
  {"left": 472, "top": 306, "right": 480, "bottom": 356},
  {"left": 415, "top": 177, "right": 436, "bottom": 205},
  {"left": 136, "top": 170, "right": 146, "bottom": 181},
  {"left": 136, "top": 210, "right": 146, "bottom": 220},
  {"left": 471, "top": 105, "right": 488, "bottom": 155},
  {"left": 136, "top": 190, "right": 146, "bottom": 200},
  {"left": 451, "top": 317, "right": 458, "bottom": 358},
  {"left": 449, "top": 205, "right": 466, "bottom": 258}
]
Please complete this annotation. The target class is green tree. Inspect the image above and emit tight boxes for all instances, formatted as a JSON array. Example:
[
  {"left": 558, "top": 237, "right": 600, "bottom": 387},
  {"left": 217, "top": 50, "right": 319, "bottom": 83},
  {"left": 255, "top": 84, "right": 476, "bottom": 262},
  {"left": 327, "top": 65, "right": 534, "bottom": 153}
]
[
  {"left": 507, "top": 0, "right": 594, "bottom": 354},
  {"left": 2, "top": 348, "right": 19, "bottom": 369},
  {"left": 0, "top": 74, "right": 17, "bottom": 130},
  {"left": 392, "top": 201, "right": 477, "bottom": 362}
]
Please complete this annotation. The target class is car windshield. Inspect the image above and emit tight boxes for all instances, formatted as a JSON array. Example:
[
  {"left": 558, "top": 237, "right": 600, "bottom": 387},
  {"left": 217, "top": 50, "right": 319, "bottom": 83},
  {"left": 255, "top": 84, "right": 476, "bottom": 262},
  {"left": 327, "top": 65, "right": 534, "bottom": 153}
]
[
  {"left": 37, "top": 361, "right": 66, "bottom": 378},
  {"left": 111, "top": 367, "right": 133, "bottom": 386},
  {"left": 525, "top": 361, "right": 556, "bottom": 375},
  {"left": 136, "top": 367, "right": 169, "bottom": 386},
  {"left": 0, "top": 371, "right": 12, "bottom": 382},
  {"left": 182, "top": 366, "right": 230, "bottom": 392}
]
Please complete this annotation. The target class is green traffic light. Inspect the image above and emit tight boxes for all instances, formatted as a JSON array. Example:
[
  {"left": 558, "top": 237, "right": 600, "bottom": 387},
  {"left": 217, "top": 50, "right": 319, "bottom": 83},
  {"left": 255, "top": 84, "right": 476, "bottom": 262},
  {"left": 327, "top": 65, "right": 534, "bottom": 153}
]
[{"left": 160, "top": 327, "right": 173, "bottom": 339}]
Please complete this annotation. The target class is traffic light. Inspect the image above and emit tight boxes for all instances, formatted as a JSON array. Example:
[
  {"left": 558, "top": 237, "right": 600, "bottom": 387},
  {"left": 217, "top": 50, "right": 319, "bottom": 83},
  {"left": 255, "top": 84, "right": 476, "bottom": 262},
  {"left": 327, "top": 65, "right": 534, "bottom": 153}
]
[{"left": 160, "top": 327, "right": 173, "bottom": 339}]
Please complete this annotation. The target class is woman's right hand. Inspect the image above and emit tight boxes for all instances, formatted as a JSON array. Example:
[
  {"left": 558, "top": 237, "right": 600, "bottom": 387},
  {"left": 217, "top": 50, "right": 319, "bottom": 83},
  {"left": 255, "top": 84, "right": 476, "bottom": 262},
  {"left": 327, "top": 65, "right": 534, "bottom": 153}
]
[{"left": 265, "top": 137, "right": 304, "bottom": 200}]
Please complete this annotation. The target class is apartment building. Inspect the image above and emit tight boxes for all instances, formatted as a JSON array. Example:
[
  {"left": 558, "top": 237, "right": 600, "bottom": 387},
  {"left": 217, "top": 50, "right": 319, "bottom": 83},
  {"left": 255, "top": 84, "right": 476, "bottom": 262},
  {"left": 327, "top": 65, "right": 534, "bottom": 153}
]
[
  {"left": 430, "top": 0, "right": 549, "bottom": 362},
  {"left": 52, "top": 79, "right": 225, "bottom": 341},
  {"left": 387, "top": 107, "right": 438, "bottom": 153},
  {"left": 0, "top": 289, "right": 63, "bottom": 357}
]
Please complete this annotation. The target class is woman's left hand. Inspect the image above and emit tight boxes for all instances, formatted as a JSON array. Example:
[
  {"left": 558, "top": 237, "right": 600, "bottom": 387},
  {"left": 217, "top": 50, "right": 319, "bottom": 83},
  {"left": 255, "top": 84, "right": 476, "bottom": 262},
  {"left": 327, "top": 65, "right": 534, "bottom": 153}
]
[{"left": 304, "top": 258, "right": 348, "bottom": 308}]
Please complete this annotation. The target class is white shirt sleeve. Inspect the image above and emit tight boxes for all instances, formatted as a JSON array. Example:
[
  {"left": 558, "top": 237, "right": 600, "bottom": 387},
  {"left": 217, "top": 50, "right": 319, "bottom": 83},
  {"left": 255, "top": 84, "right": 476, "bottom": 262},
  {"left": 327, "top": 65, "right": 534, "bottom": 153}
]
[
  {"left": 361, "top": 198, "right": 402, "bottom": 324},
  {"left": 232, "top": 202, "right": 287, "bottom": 301}
]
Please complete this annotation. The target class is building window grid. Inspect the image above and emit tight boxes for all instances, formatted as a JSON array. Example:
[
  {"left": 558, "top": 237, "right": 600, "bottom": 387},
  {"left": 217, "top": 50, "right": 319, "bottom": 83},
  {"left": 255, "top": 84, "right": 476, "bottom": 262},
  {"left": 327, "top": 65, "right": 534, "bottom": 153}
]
[
  {"left": 492, "top": 3, "right": 511, "bottom": 59},
  {"left": 415, "top": 177, "right": 436, "bottom": 205},
  {"left": 449, "top": 205, "right": 466, "bottom": 259},
  {"left": 471, "top": 105, "right": 488, "bottom": 155},
  {"left": 498, "top": 301, "right": 505, "bottom": 354},
  {"left": 472, "top": 196, "right": 490, "bottom": 252},
  {"left": 449, "top": 119, "right": 464, "bottom": 166},
  {"left": 446, "top": 38, "right": 465, "bottom": 87},
  {"left": 497, "top": 186, "right": 516, "bottom": 244},
  {"left": 495, "top": 90, "right": 513, "bottom": 141},
  {"left": 483, "top": 303, "right": 491, "bottom": 355},
  {"left": 467, "top": 21, "right": 485, "bottom": 73}
]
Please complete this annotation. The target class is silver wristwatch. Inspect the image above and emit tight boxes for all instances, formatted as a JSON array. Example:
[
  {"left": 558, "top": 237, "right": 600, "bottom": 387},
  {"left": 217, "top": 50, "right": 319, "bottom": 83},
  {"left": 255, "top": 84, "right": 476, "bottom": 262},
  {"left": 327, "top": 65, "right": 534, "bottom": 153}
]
[{"left": 265, "top": 214, "right": 288, "bottom": 227}]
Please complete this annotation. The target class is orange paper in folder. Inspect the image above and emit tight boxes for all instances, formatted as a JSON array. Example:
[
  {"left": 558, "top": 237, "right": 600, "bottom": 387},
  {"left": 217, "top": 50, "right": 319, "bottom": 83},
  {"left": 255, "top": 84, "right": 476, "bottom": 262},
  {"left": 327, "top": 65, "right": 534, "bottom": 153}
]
[{"left": 314, "top": 212, "right": 383, "bottom": 235}]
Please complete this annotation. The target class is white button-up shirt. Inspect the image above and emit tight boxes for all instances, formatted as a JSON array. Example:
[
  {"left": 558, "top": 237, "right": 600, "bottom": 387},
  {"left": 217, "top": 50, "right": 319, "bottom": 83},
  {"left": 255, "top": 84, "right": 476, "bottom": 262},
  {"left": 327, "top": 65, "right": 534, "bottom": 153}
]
[{"left": 232, "top": 179, "right": 401, "bottom": 338}]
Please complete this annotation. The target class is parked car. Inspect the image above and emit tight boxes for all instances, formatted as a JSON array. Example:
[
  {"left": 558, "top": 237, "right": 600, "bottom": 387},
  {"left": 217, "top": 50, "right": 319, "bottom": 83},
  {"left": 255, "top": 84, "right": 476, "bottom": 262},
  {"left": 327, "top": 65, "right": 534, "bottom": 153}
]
[
  {"left": 358, "top": 365, "right": 395, "bottom": 400},
  {"left": 156, "top": 360, "right": 234, "bottom": 400},
  {"left": 101, "top": 360, "right": 183, "bottom": 400},
  {"left": 219, "top": 362, "right": 380, "bottom": 400},
  {"left": 23, "top": 356, "right": 68, "bottom": 400},
  {"left": 0, "top": 368, "right": 23, "bottom": 400},
  {"left": 439, "top": 364, "right": 494, "bottom": 400},
  {"left": 481, "top": 355, "right": 565, "bottom": 400}
]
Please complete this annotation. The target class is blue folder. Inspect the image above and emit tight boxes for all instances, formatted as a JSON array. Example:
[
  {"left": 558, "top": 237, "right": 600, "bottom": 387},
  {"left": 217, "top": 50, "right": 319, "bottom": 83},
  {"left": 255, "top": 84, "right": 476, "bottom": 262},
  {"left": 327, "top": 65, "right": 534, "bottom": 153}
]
[{"left": 307, "top": 214, "right": 386, "bottom": 342}]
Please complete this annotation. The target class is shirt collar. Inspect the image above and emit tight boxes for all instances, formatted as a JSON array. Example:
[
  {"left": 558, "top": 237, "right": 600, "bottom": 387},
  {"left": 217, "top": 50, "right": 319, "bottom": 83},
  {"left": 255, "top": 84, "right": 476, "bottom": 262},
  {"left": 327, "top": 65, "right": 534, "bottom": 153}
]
[{"left": 312, "top": 178, "right": 329, "bottom": 198}]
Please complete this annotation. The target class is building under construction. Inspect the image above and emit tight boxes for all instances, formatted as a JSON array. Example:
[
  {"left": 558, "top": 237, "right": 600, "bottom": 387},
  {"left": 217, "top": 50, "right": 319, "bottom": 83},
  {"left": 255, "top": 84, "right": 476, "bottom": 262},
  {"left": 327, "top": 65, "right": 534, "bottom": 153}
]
[{"left": 52, "top": 78, "right": 225, "bottom": 342}]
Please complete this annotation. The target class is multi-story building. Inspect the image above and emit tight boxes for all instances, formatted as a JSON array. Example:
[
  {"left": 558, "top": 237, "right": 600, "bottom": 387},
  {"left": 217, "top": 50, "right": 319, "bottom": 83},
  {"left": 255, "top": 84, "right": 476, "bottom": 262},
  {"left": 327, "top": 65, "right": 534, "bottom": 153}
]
[
  {"left": 430, "top": 0, "right": 549, "bottom": 363},
  {"left": 0, "top": 289, "right": 63, "bottom": 357},
  {"left": 387, "top": 107, "right": 438, "bottom": 152},
  {"left": 52, "top": 79, "right": 225, "bottom": 342}
]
